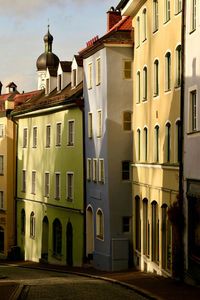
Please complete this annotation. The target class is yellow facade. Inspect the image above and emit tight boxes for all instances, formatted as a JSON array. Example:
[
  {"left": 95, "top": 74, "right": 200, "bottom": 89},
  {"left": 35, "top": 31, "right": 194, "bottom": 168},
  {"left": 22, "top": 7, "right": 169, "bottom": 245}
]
[
  {"left": 0, "top": 114, "right": 16, "bottom": 258},
  {"left": 122, "top": 0, "right": 182, "bottom": 275}
]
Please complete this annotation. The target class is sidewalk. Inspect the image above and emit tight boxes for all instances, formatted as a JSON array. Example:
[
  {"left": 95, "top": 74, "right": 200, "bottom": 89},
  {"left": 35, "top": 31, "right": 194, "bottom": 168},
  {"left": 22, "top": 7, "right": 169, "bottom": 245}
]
[{"left": 0, "top": 261, "right": 200, "bottom": 300}]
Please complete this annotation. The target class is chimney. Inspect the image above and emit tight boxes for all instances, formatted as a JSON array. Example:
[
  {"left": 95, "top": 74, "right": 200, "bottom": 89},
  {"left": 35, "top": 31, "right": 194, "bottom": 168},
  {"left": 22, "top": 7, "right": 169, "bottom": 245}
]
[
  {"left": 0, "top": 82, "right": 2, "bottom": 95},
  {"left": 107, "top": 7, "right": 122, "bottom": 32}
]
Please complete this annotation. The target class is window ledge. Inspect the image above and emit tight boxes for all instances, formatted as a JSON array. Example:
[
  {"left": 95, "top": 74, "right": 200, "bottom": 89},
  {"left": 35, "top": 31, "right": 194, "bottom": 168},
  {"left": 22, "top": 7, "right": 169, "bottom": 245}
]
[
  {"left": 67, "top": 197, "right": 73, "bottom": 202},
  {"left": 174, "top": 11, "right": 182, "bottom": 17},
  {"left": 52, "top": 253, "right": 62, "bottom": 260},
  {"left": 67, "top": 143, "right": 74, "bottom": 147},
  {"left": 55, "top": 197, "right": 60, "bottom": 201},
  {"left": 163, "top": 19, "right": 170, "bottom": 25},
  {"left": 153, "top": 28, "right": 158, "bottom": 35},
  {"left": 189, "top": 28, "right": 196, "bottom": 35},
  {"left": 96, "top": 235, "right": 104, "bottom": 241},
  {"left": 187, "top": 130, "right": 200, "bottom": 135}
]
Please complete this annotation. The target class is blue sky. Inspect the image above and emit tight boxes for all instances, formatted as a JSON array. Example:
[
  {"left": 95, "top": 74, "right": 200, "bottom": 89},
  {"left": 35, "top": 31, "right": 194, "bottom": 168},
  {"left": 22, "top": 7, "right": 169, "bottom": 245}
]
[{"left": 0, "top": 0, "right": 120, "bottom": 93}]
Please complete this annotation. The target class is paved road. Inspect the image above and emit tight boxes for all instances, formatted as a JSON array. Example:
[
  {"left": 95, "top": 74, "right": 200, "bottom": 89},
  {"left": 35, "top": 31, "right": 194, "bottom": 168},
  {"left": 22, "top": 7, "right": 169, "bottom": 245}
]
[{"left": 0, "top": 265, "right": 148, "bottom": 300}]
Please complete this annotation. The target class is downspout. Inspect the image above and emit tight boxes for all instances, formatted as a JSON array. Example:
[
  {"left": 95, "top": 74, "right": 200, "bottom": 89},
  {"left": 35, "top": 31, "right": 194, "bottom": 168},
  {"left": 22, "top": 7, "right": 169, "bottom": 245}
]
[{"left": 179, "top": 0, "right": 186, "bottom": 281}]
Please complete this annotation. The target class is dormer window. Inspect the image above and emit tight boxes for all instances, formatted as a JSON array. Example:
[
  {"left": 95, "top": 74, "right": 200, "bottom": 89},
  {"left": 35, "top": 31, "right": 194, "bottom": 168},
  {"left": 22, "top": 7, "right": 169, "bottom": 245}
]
[
  {"left": 58, "top": 74, "right": 62, "bottom": 91},
  {"left": 72, "top": 69, "right": 76, "bottom": 87}
]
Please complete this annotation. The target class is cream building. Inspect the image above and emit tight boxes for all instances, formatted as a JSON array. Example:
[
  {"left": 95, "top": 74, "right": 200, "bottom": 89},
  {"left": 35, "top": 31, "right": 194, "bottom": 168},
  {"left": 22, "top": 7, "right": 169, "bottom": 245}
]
[{"left": 117, "top": 0, "right": 182, "bottom": 276}]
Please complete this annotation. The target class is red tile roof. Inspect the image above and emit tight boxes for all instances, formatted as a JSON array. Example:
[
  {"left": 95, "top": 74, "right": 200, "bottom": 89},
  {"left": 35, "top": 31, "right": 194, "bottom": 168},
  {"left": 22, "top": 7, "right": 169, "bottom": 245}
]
[{"left": 14, "top": 90, "right": 41, "bottom": 107}]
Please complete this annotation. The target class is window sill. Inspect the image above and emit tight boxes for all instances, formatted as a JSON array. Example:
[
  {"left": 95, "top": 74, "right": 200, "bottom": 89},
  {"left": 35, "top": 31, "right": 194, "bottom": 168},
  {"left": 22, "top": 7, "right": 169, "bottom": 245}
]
[
  {"left": 56, "top": 144, "right": 61, "bottom": 147},
  {"left": 142, "top": 38, "right": 147, "bottom": 43},
  {"left": 187, "top": 130, "right": 200, "bottom": 135},
  {"left": 189, "top": 28, "right": 196, "bottom": 35},
  {"left": 163, "top": 19, "right": 170, "bottom": 25},
  {"left": 96, "top": 82, "right": 101, "bottom": 86},
  {"left": 153, "top": 28, "right": 158, "bottom": 35},
  {"left": 45, "top": 146, "right": 50, "bottom": 149},
  {"left": 67, "top": 143, "right": 74, "bottom": 147},
  {"left": 66, "top": 197, "right": 73, "bottom": 202},
  {"left": 55, "top": 197, "right": 60, "bottom": 201},
  {"left": 143, "top": 98, "right": 147, "bottom": 102},
  {"left": 96, "top": 235, "right": 104, "bottom": 241},
  {"left": 164, "top": 89, "right": 171, "bottom": 94},
  {"left": 153, "top": 94, "right": 159, "bottom": 99},
  {"left": 52, "top": 253, "right": 62, "bottom": 260},
  {"left": 32, "top": 146, "right": 37, "bottom": 149},
  {"left": 30, "top": 235, "right": 35, "bottom": 239},
  {"left": 174, "top": 10, "right": 182, "bottom": 16}
]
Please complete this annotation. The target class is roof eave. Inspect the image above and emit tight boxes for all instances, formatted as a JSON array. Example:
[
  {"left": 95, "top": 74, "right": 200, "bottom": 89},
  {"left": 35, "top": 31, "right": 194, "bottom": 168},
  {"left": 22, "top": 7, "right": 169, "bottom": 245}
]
[{"left": 121, "top": 0, "right": 144, "bottom": 17}]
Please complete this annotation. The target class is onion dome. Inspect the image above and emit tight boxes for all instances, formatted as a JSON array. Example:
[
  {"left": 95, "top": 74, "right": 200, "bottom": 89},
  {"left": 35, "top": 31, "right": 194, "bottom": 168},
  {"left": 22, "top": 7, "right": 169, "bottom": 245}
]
[{"left": 36, "top": 25, "right": 59, "bottom": 71}]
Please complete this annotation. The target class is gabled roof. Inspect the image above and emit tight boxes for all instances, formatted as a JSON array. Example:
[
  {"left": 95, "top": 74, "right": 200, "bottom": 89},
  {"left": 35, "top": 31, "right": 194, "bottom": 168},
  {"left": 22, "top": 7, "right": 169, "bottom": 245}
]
[
  {"left": 74, "top": 55, "right": 83, "bottom": 67},
  {"left": 14, "top": 90, "right": 41, "bottom": 107},
  {"left": 79, "top": 16, "right": 133, "bottom": 56},
  {"left": 47, "top": 66, "right": 58, "bottom": 77},
  {"left": 60, "top": 61, "right": 72, "bottom": 72}
]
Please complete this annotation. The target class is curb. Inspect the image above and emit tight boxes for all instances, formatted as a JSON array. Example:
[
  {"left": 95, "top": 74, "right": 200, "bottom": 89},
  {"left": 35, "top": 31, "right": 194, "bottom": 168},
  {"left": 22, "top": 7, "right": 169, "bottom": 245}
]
[{"left": 7, "top": 263, "right": 164, "bottom": 300}]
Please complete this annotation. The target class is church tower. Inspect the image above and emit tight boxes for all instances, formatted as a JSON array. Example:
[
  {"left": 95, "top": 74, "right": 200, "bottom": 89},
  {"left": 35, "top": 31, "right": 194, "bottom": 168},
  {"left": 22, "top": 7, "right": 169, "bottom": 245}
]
[{"left": 36, "top": 25, "right": 59, "bottom": 90}]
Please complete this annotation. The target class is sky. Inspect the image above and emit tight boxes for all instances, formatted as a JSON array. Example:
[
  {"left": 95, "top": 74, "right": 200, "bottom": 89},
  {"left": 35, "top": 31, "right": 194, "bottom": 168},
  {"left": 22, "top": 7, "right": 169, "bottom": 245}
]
[{"left": 0, "top": 0, "right": 120, "bottom": 93}]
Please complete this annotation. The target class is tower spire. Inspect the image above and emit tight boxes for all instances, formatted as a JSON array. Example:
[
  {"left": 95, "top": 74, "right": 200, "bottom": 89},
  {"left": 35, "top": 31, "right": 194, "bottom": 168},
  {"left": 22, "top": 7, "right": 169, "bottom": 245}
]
[{"left": 44, "top": 24, "right": 53, "bottom": 53}]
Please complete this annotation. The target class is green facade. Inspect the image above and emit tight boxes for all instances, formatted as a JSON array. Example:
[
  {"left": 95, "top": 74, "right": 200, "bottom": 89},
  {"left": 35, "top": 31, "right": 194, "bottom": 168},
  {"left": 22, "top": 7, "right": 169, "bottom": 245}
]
[{"left": 16, "top": 105, "right": 84, "bottom": 266}]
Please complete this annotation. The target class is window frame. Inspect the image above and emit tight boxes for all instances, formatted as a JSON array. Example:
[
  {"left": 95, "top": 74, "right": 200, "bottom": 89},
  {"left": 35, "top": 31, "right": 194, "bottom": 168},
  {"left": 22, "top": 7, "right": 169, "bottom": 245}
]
[
  {"left": 143, "top": 66, "right": 148, "bottom": 101},
  {"left": 97, "top": 109, "right": 102, "bottom": 138},
  {"left": 96, "top": 208, "right": 104, "bottom": 241},
  {"left": 30, "top": 211, "right": 35, "bottom": 238},
  {"left": 136, "top": 16, "right": 140, "bottom": 47},
  {"left": 123, "top": 111, "right": 132, "bottom": 131},
  {"left": 0, "top": 155, "right": 4, "bottom": 175},
  {"left": 142, "top": 8, "right": 147, "bottom": 42},
  {"left": 136, "top": 70, "right": 141, "bottom": 104},
  {"left": 153, "top": 0, "right": 159, "bottom": 33},
  {"left": 175, "top": 0, "right": 182, "bottom": 15},
  {"left": 88, "top": 63, "right": 92, "bottom": 89},
  {"left": 55, "top": 172, "right": 61, "bottom": 200},
  {"left": 164, "top": 51, "right": 171, "bottom": 92},
  {"left": 153, "top": 59, "right": 159, "bottom": 97},
  {"left": 123, "top": 60, "right": 132, "bottom": 80},
  {"left": 46, "top": 125, "right": 51, "bottom": 148},
  {"left": 0, "top": 124, "right": 4, "bottom": 138},
  {"left": 56, "top": 122, "right": 62, "bottom": 147},
  {"left": 122, "top": 216, "right": 131, "bottom": 233},
  {"left": 66, "top": 172, "right": 74, "bottom": 202},
  {"left": 88, "top": 112, "right": 93, "bottom": 139},
  {"left": 87, "top": 158, "right": 92, "bottom": 181},
  {"left": 67, "top": 120, "right": 75, "bottom": 146},
  {"left": 96, "top": 57, "right": 101, "bottom": 85},
  {"left": 137, "top": 128, "right": 141, "bottom": 161},
  {"left": 164, "top": 0, "right": 171, "bottom": 23},
  {"left": 45, "top": 172, "right": 50, "bottom": 198},
  {"left": 23, "top": 127, "right": 28, "bottom": 148},
  {"left": 31, "top": 170, "right": 36, "bottom": 195},
  {"left": 99, "top": 158, "right": 105, "bottom": 184},
  {"left": 154, "top": 125, "right": 160, "bottom": 162},
  {"left": 93, "top": 159, "right": 98, "bottom": 183},
  {"left": 0, "top": 191, "right": 4, "bottom": 210},
  {"left": 122, "top": 161, "right": 130, "bottom": 181},
  {"left": 175, "top": 45, "right": 181, "bottom": 88},
  {"left": 22, "top": 169, "right": 26, "bottom": 193},
  {"left": 32, "top": 126, "right": 38, "bottom": 148},
  {"left": 191, "top": 0, "right": 196, "bottom": 32},
  {"left": 143, "top": 127, "right": 148, "bottom": 162}
]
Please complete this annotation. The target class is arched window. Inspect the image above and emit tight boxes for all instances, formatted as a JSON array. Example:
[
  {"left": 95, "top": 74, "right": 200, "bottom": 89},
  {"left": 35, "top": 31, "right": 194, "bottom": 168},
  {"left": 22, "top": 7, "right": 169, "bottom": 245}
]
[
  {"left": 143, "top": 198, "right": 148, "bottom": 256},
  {"left": 143, "top": 66, "right": 147, "bottom": 101},
  {"left": 153, "top": 0, "right": 159, "bottom": 32},
  {"left": 153, "top": 59, "right": 159, "bottom": 96},
  {"left": 175, "top": 120, "right": 181, "bottom": 163},
  {"left": 165, "top": 122, "right": 171, "bottom": 162},
  {"left": 143, "top": 127, "right": 148, "bottom": 161},
  {"left": 30, "top": 212, "right": 35, "bottom": 238},
  {"left": 135, "top": 196, "right": 141, "bottom": 252},
  {"left": 96, "top": 209, "right": 104, "bottom": 240},
  {"left": 21, "top": 209, "right": 25, "bottom": 234},
  {"left": 137, "top": 128, "right": 141, "bottom": 161},
  {"left": 142, "top": 8, "right": 147, "bottom": 41},
  {"left": 165, "top": 52, "right": 171, "bottom": 91},
  {"left": 137, "top": 71, "right": 141, "bottom": 103},
  {"left": 0, "top": 226, "right": 4, "bottom": 253},
  {"left": 151, "top": 201, "right": 159, "bottom": 263},
  {"left": 53, "top": 218, "right": 62, "bottom": 255},
  {"left": 175, "top": 45, "right": 181, "bottom": 87},
  {"left": 154, "top": 125, "right": 159, "bottom": 162},
  {"left": 137, "top": 16, "right": 140, "bottom": 47}
]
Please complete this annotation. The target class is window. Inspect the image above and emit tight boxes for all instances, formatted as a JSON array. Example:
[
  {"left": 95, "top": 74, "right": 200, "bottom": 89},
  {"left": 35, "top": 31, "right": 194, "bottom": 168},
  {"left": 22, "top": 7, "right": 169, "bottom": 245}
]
[
  {"left": 53, "top": 218, "right": 62, "bottom": 255},
  {"left": 165, "top": 122, "right": 171, "bottom": 162},
  {"left": 175, "top": 45, "right": 181, "bottom": 87},
  {"left": 46, "top": 125, "right": 51, "bottom": 148},
  {"left": 66, "top": 172, "right": 74, "bottom": 202},
  {"left": 99, "top": 159, "right": 105, "bottom": 183},
  {"left": 56, "top": 123, "right": 61, "bottom": 146},
  {"left": 96, "top": 58, "right": 101, "bottom": 85},
  {"left": 191, "top": 0, "right": 196, "bottom": 31},
  {"left": 122, "top": 161, "right": 130, "bottom": 181},
  {"left": 136, "top": 16, "right": 140, "bottom": 47},
  {"left": 190, "top": 90, "right": 197, "bottom": 132},
  {"left": 154, "top": 125, "right": 159, "bottom": 162},
  {"left": 22, "top": 170, "right": 26, "bottom": 193},
  {"left": 31, "top": 171, "right": 36, "bottom": 194},
  {"left": 96, "top": 209, "right": 104, "bottom": 240},
  {"left": 0, "top": 227, "right": 4, "bottom": 253},
  {"left": 123, "top": 217, "right": 130, "bottom": 233},
  {"left": 142, "top": 8, "right": 147, "bottom": 41},
  {"left": 72, "top": 69, "right": 76, "bottom": 87},
  {"left": 0, "top": 155, "right": 4, "bottom": 175},
  {"left": 123, "top": 111, "right": 132, "bottom": 131},
  {"left": 154, "top": 59, "right": 159, "bottom": 96},
  {"left": 88, "top": 63, "right": 92, "bottom": 89},
  {"left": 30, "top": 212, "right": 35, "bottom": 238},
  {"left": 143, "top": 198, "right": 148, "bottom": 256},
  {"left": 45, "top": 172, "right": 50, "bottom": 198},
  {"left": 88, "top": 112, "right": 92, "bottom": 138},
  {"left": 55, "top": 173, "right": 60, "bottom": 200},
  {"left": 58, "top": 74, "right": 62, "bottom": 91},
  {"left": 137, "top": 128, "right": 141, "bottom": 161},
  {"left": 143, "top": 127, "right": 148, "bottom": 161},
  {"left": 165, "top": 52, "right": 171, "bottom": 91},
  {"left": 152, "top": 201, "right": 159, "bottom": 263},
  {"left": 175, "top": 120, "right": 181, "bottom": 163},
  {"left": 87, "top": 158, "right": 92, "bottom": 181},
  {"left": 93, "top": 159, "right": 97, "bottom": 182},
  {"left": 32, "top": 127, "right": 37, "bottom": 148},
  {"left": 97, "top": 110, "right": 102, "bottom": 138},
  {"left": 0, "top": 124, "right": 4, "bottom": 138},
  {"left": 0, "top": 191, "right": 4, "bottom": 210},
  {"left": 46, "top": 78, "right": 50, "bottom": 94},
  {"left": 164, "top": 0, "right": 170, "bottom": 23},
  {"left": 137, "top": 71, "right": 141, "bottom": 103},
  {"left": 153, "top": 0, "right": 159, "bottom": 32},
  {"left": 143, "top": 66, "right": 147, "bottom": 101},
  {"left": 175, "top": 0, "right": 182, "bottom": 14},
  {"left": 21, "top": 209, "right": 25, "bottom": 234},
  {"left": 68, "top": 120, "right": 74, "bottom": 146},
  {"left": 23, "top": 128, "right": 28, "bottom": 148},
  {"left": 135, "top": 196, "right": 141, "bottom": 251},
  {"left": 123, "top": 60, "right": 132, "bottom": 79}
]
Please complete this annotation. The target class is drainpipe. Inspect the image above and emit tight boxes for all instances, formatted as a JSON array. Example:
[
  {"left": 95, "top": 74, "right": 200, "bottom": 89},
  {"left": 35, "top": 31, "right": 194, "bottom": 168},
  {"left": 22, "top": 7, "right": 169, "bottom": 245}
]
[{"left": 179, "top": 0, "right": 186, "bottom": 282}]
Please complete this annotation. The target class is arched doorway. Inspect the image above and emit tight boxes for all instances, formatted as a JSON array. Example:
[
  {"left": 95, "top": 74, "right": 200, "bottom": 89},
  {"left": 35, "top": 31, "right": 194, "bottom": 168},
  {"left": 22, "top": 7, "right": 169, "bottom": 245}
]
[
  {"left": 86, "top": 206, "right": 94, "bottom": 260},
  {"left": 0, "top": 226, "right": 4, "bottom": 253},
  {"left": 66, "top": 222, "right": 73, "bottom": 266},
  {"left": 41, "top": 216, "right": 49, "bottom": 261}
]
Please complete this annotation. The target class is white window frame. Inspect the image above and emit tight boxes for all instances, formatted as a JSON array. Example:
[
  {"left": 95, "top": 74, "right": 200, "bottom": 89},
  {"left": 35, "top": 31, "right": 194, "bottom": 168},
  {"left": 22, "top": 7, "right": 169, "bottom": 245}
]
[
  {"left": 96, "top": 208, "right": 104, "bottom": 240},
  {"left": 97, "top": 110, "right": 102, "bottom": 138},
  {"left": 175, "top": 0, "right": 182, "bottom": 15},
  {"left": 190, "top": 0, "right": 196, "bottom": 32},
  {"left": 22, "top": 169, "right": 26, "bottom": 193},
  {"left": 188, "top": 88, "right": 198, "bottom": 132},
  {"left": 137, "top": 128, "right": 141, "bottom": 161},
  {"left": 67, "top": 120, "right": 75, "bottom": 146},
  {"left": 45, "top": 172, "right": 50, "bottom": 198},
  {"left": 0, "top": 191, "right": 4, "bottom": 210},
  {"left": 88, "top": 63, "right": 92, "bottom": 89},
  {"left": 93, "top": 159, "right": 98, "bottom": 182},
  {"left": 153, "top": 0, "right": 159, "bottom": 32},
  {"left": 99, "top": 158, "right": 105, "bottom": 184},
  {"left": 55, "top": 172, "right": 61, "bottom": 200},
  {"left": 164, "top": 0, "right": 171, "bottom": 23},
  {"left": 0, "top": 124, "right": 4, "bottom": 138},
  {"left": 96, "top": 57, "right": 101, "bottom": 85},
  {"left": 32, "top": 126, "right": 38, "bottom": 148},
  {"left": 31, "top": 170, "right": 36, "bottom": 195},
  {"left": 66, "top": 172, "right": 74, "bottom": 202},
  {"left": 142, "top": 8, "right": 147, "bottom": 42},
  {"left": 46, "top": 125, "right": 51, "bottom": 148},
  {"left": 164, "top": 51, "right": 171, "bottom": 92},
  {"left": 23, "top": 128, "right": 28, "bottom": 148},
  {"left": 56, "top": 122, "right": 62, "bottom": 147},
  {"left": 87, "top": 158, "right": 92, "bottom": 181},
  {"left": 136, "top": 70, "right": 141, "bottom": 104},
  {"left": 88, "top": 112, "right": 92, "bottom": 139},
  {"left": 153, "top": 59, "right": 159, "bottom": 97},
  {"left": 136, "top": 16, "right": 140, "bottom": 47}
]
